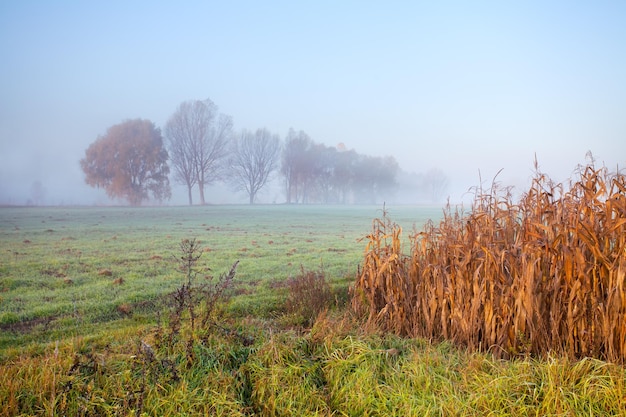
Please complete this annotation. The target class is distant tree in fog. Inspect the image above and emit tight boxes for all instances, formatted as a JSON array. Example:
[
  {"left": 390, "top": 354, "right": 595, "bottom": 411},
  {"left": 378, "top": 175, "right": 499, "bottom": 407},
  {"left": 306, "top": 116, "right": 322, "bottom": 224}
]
[
  {"left": 424, "top": 168, "right": 449, "bottom": 203},
  {"left": 80, "top": 119, "right": 170, "bottom": 206},
  {"left": 228, "top": 128, "right": 281, "bottom": 204},
  {"left": 29, "top": 181, "right": 46, "bottom": 205},
  {"left": 333, "top": 147, "right": 358, "bottom": 203},
  {"left": 164, "top": 109, "right": 197, "bottom": 205},
  {"left": 165, "top": 99, "right": 233, "bottom": 205},
  {"left": 314, "top": 144, "right": 338, "bottom": 203},
  {"left": 280, "top": 131, "right": 399, "bottom": 204},
  {"left": 281, "top": 129, "right": 314, "bottom": 203},
  {"left": 352, "top": 155, "right": 399, "bottom": 203}
]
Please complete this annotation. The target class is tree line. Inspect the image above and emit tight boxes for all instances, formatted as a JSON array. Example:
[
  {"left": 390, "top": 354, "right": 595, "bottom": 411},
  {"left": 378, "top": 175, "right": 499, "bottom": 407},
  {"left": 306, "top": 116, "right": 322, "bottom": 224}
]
[
  {"left": 281, "top": 129, "right": 398, "bottom": 204},
  {"left": 81, "top": 98, "right": 445, "bottom": 206}
]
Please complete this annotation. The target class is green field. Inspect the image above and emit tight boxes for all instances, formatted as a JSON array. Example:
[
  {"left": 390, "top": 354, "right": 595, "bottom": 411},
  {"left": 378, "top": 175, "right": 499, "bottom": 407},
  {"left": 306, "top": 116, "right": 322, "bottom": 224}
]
[
  {"left": 1, "top": 205, "right": 625, "bottom": 416},
  {"left": 0, "top": 205, "right": 438, "bottom": 355}
]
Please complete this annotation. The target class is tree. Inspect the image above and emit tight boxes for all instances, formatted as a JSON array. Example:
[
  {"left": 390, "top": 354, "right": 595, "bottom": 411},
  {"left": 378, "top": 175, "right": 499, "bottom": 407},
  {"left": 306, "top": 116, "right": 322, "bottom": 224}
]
[
  {"left": 352, "top": 155, "right": 399, "bottom": 204},
  {"left": 279, "top": 132, "right": 400, "bottom": 204},
  {"left": 164, "top": 112, "right": 197, "bottom": 205},
  {"left": 29, "top": 181, "right": 46, "bottom": 205},
  {"left": 80, "top": 119, "right": 171, "bottom": 206},
  {"left": 281, "top": 129, "right": 314, "bottom": 203},
  {"left": 424, "top": 167, "right": 450, "bottom": 203},
  {"left": 333, "top": 147, "right": 358, "bottom": 203},
  {"left": 314, "top": 145, "right": 338, "bottom": 203},
  {"left": 228, "top": 128, "right": 281, "bottom": 204},
  {"left": 164, "top": 99, "right": 232, "bottom": 205}
]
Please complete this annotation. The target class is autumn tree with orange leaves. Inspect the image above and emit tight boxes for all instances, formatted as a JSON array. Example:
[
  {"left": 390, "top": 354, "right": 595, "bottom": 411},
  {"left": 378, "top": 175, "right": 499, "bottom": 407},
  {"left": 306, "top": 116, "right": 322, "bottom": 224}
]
[{"left": 81, "top": 119, "right": 171, "bottom": 206}]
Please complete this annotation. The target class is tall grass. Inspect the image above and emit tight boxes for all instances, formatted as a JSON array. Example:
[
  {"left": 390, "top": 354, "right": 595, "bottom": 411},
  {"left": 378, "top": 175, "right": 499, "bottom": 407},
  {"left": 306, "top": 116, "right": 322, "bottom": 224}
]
[{"left": 354, "top": 161, "right": 626, "bottom": 361}]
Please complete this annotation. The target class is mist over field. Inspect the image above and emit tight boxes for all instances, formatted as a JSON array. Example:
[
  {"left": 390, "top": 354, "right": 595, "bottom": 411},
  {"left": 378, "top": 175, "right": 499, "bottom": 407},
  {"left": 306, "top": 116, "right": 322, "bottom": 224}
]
[
  {"left": 1, "top": 3, "right": 625, "bottom": 410},
  {"left": 1, "top": 2, "right": 624, "bottom": 206}
]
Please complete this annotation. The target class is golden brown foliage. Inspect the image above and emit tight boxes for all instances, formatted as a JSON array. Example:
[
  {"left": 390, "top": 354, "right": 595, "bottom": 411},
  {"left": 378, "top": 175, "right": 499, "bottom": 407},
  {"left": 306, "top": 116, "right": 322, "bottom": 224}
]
[
  {"left": 353, "top": 162, "right": 626, "bottom": 361},
  {"left": 80, "top": 119, "right": 171, "bottom": 205}
]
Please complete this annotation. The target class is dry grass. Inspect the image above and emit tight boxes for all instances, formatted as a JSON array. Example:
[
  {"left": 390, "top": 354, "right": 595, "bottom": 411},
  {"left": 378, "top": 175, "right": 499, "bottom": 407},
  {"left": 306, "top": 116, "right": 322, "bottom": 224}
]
[
  {"left": 353, "top": 160, "right": 626, "bottom": 362},
  {"left": 284, "top": 266, "right": 333, "bottom": 326}
]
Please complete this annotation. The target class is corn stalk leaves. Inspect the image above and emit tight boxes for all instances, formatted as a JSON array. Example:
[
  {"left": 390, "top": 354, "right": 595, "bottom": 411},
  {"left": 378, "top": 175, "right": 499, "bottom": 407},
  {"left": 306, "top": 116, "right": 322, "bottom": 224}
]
[{"left": 353, "top": 163, "right": 626, "bottom": 362}]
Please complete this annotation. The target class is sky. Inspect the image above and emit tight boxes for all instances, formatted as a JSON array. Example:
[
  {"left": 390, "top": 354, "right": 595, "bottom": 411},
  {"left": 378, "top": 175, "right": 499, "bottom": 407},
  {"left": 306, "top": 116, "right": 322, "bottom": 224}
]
[{"left": 1, "top": 1, "right": 625, "bottom": 205}]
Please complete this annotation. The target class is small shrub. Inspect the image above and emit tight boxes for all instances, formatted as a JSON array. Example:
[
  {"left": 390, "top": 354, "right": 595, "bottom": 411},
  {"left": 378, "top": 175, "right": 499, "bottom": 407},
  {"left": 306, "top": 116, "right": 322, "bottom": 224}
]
[
  {"left": 156, "top": 238, "right": 239, "bottom": 351},
  {"left": 285, "top": 267, "right": 333, "bottom": 326}
]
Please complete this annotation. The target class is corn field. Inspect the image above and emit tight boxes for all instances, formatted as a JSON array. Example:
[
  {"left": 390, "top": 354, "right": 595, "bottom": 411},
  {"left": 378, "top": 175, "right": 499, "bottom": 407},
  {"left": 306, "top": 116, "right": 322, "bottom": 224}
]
[{"left": 353, "top": 162, "right": 626, "bottom": 362}]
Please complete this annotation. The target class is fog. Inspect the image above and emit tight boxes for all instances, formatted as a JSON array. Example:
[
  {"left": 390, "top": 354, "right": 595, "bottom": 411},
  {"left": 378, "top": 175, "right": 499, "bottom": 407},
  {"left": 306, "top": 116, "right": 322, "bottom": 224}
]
[{"left": 1, "top": 2, "right": 624, "bottom": 206}]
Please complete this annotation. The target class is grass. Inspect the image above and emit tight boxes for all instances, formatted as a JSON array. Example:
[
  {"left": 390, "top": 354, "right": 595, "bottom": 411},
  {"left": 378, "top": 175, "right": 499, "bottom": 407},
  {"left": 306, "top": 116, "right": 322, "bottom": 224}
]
[
  {"left": 1, "top": 204, "right": 436, "bottom": 358},
  {"left": 3, "top": 324, "right": 625, "bottom": 416},
  {"left": 0, "top": 205, "right": 402, "bottom": 353},
  {"left": 1, "top": 201, "right": 625, "bottom": 416}
]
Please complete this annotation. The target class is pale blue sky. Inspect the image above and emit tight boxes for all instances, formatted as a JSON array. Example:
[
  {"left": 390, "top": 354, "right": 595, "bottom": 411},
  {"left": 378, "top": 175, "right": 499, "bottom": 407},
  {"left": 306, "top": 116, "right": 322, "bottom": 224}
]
[{"left": 1, "top": 1, "right": 624, "bottom": 204}]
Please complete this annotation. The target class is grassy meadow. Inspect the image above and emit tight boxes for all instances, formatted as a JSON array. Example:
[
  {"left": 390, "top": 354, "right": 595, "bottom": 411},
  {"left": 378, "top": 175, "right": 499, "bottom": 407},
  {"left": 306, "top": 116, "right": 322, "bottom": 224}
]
[
  {"left": 1, "top": 202, "right": 625, "bottom": 416},
  {"left": 0, "top": 205, "right": 435, "bottom": 354}
]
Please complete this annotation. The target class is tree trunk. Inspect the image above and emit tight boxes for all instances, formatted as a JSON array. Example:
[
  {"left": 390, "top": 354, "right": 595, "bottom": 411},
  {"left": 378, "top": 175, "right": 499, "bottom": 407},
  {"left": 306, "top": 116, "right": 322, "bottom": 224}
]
[
  {"left": 198, "top": 181, "right": 206, "bottom": 205},
  {"left": 187, "top": 185, "right": 193, "bottom": 205}
]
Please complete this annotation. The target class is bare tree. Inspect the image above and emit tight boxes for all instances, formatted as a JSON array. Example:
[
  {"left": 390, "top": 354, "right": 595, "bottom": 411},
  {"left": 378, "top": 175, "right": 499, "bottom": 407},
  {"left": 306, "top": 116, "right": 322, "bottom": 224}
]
[
  {"left": 424, "top": 167, "right": 450, "bottom": 203},
  {"left": 165, "top": 112, "right": 196, "bottom": 205},
  {"left": 229, "top": 128, "right": 281, "bottom": 204},
  {"left": 165, "top": 99, "right": 233, "bottom": 205}
]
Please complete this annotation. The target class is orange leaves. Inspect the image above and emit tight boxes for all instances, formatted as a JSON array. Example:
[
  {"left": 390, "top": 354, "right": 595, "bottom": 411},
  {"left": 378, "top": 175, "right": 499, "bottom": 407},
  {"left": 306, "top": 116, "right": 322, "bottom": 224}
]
[
  {"left": 352, "top": 162, "right": 626, "bottom": 362},
  {"left": 80, "top": 119, "right": 171, "bottom": 205}
]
